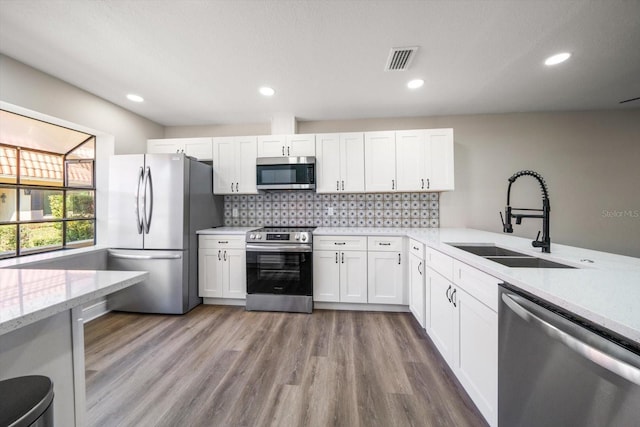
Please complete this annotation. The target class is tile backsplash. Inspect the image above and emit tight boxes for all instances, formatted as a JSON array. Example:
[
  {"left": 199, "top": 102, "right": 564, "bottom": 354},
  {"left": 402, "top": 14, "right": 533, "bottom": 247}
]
[{"left": 223, "top": 191, "right": 440, "bottom": 228}]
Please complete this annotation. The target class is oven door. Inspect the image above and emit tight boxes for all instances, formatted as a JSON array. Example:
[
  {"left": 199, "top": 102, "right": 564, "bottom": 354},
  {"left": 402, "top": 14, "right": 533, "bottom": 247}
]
[{"left": 246, "top": 244, "right": 313, "bottom": 295}]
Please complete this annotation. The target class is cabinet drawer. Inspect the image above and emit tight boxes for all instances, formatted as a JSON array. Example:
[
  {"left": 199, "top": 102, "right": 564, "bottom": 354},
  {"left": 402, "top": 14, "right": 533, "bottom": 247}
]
[
  {"left": 314, "top": 235, "right": 367, "bottom": 251},
  {"left": 453, "top": 260, "right": 499, "bottom": 312},
  {"left": 428, "top": 248, "right": 453, "bottom": 281},
  {"left": 199, "top": 235, "right": 245, "bottom": 249},
  {"left": 408, "top": 239, "right": 424, "bottom": 258},
  {"left": 368, "top": 236, "right": 404, "bottom": 251}
]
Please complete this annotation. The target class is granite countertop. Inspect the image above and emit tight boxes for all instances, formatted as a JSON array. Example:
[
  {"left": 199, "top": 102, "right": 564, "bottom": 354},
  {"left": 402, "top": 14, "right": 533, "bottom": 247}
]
[
  {"left": 314, "top": 227, "right": 640, "bottom": 344},
  {"left": 197, "top": 227, "right": 257, "bottom": 235},
  {"left": 0, "top": 269, "right": 148, "bottom": 335}
]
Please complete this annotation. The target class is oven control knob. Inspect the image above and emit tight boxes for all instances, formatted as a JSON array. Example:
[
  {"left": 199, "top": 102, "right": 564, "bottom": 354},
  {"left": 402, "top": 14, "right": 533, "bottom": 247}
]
[
  {"left": 300, "top": 234, "right": 307, "bottom": 242},
  {"left": 294, "top": 233, "right": 300, "bottom": 241},
  {"left": 249, "top": 234, "right": 255, "bottom": 240},
  {"left": 256, "top": 234, "right": 262, "bottom": 239}
]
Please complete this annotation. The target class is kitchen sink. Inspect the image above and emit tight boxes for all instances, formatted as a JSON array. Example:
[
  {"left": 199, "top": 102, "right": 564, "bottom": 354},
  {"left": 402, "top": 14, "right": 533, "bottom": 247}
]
[
  {"left": 451, "top": 244, "right": 531, "bottom": 257},
  {"left": 484, "top": 256, "right": 575, "bottom": 269}
]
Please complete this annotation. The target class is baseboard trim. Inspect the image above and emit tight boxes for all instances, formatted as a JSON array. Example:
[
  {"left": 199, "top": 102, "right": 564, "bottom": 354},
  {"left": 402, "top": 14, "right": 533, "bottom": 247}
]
[
  {"left": 83, "top": 299, "right": 109, "bottom": 323},
  {"left": 203, "top": 298, "right": 247, "bottom": 306},
  {"left": 314, "top": 302, "right": 410, "bottom": 312}
]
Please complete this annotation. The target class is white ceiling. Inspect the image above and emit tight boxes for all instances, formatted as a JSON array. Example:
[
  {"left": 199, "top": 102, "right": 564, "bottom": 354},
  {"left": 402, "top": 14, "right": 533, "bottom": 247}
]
[{"left": 0, "top": 1, "right": 639, "bottom": 127}]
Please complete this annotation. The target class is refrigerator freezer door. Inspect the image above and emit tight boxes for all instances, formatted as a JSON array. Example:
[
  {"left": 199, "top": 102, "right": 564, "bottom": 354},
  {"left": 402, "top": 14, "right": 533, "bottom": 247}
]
[
  {"left": 142, "top": 154, "right": 187, "bottom": 250},
  {"left": 108, "top": 154, "right": 145, "bottom": 249},
  {"left": 107, "top": 249, "right": 189, "bottom": 314}
]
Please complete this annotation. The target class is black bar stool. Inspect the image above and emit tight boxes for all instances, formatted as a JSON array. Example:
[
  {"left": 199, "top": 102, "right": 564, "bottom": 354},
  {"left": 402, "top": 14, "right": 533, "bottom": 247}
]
[{"left": 0, "top": 376, "right": 54, "bottom": 427}]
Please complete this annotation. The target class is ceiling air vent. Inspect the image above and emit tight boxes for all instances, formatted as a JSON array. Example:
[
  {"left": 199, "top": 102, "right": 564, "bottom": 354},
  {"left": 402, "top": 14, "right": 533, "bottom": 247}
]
[{"left": 385, "top": 46, "right": 419, "bottom": 71}]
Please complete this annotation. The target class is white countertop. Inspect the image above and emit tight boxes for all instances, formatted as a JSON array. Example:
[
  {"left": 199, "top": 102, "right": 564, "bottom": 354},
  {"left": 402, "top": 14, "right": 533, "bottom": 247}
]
[
  {"left": 315, "top": 227, "right": 640, "bottom": 344},
  {"left": 197, "top": 227, "right": 257, "bottom": 235},
  {"left": 0, "top": 269, "right": 148, "bottom": 335}
]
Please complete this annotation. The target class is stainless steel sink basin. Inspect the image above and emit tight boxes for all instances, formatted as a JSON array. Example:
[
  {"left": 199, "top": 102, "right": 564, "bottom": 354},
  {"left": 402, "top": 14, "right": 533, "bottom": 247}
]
[
  {"left": 485, "top": 256, "right": 575, "bottom": 269},
  {"left": 450, "top": 244, "right": 531, "bottom": 257}
]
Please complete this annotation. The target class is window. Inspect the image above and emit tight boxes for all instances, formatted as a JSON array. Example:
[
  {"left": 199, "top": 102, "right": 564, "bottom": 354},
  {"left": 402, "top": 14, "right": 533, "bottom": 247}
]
[{"left": 0, "top": 110, "right": 96, "bottom": 259}]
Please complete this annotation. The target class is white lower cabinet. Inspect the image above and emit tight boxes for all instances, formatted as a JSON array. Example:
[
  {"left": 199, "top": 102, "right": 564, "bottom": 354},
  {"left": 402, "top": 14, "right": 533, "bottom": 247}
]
[
  {"left": 198, "top": 236, "right": 246, "bottom": 299},
  {"left": 425, "top": 249, "right": 499, "bottom": 427},
  {"left": 408, "top": 240, "right": 426, "bottom": 328},
  {"left": 367, "top": 250, "right": 404, "bottom": 305},
  {"left": 313, "top": 236, "right": 367, "bottom": 303}
]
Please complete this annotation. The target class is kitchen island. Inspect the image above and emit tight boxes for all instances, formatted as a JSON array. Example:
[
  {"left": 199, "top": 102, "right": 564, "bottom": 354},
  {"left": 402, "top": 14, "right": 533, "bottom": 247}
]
[{"left": 0, "top": 269, "right": 148, "bottom": 427}]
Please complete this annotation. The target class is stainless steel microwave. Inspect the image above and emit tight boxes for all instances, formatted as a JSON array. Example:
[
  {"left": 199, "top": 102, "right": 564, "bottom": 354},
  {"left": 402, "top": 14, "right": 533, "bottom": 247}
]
[{"left": 256, "top": 156, "right": 316, "bottom": 190}]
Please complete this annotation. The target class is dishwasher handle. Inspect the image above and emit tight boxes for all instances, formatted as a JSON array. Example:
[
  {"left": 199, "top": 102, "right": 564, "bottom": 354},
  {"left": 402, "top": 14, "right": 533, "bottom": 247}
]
[
  {"left": 502, "top": 292, "right": 640, "bottom": 386},
  {"left": 108, "top": 251, "right": 182, "bottom": 260}
]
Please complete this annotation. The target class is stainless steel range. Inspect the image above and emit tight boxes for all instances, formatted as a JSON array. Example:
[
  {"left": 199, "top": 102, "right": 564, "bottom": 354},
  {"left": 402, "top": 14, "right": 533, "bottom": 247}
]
[{"left": 245, "top": 227, "right": 314, "bottom": 313}]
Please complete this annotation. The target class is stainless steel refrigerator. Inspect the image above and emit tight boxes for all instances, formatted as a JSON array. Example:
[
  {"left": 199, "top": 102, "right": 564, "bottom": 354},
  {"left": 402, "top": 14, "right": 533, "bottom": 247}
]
[{"left": 106, "top": 153, "right": 223, "bottom": 314}]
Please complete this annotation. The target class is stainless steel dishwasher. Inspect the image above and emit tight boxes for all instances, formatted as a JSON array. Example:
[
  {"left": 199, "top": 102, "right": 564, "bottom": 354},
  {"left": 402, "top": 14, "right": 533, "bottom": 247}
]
[{"left": 499, "top": 284, "right": 640, "bottom": 427}]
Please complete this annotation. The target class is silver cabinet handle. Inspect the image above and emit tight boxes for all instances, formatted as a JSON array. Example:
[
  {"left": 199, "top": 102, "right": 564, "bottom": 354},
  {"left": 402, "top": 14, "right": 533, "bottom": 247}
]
[
  {"left": 218, "top": 241, "right": 229, "bottom": 244},
  {"left": 223, "top": 250, "right": 227, "bottom": 261},
  {"left": 231, "top": 182, "right": 234, "bottom": 192},
  {"left": 335, "top": 252, "right": 338, "bottom": 263},
  {"left": 135, "top": 166, "right": 144, "bottom": 234},
  {"left": 282, "top": 146, "right": 285, "bottom": 156},
  {"left": 341, "top": 180, "right": 344, "bottom": 190},
  {"left": 392, "top": 179, "right": 395, "bottom": 190},
  {"left": 502, "top": 292, "right": 640, "bottom": 386},
  {"left": 427, "top": 178, "right": 430, "bottom": 189},
  {"left": 337, "top": 180, "right": 340, "bottom": 191},
  {"left": 421, "top": 178, "right": 425, "bottom": 189},
  {"left": 236, "top": 182, "right": 239, "bottom": 192},
  {"left": 398, "top": 253, "right": 401, "bottom": 264},
  {"left": 446, "top": 285, "right": 452, "bottom": 302},
  {"left": 287, "top": 146, "right": 290, "bottom": 156},
  {"left": 379, "top": 242, "right": 391, "bottom": 246},
  {"left": 451, "top": 288, "right": 457, "bottom": 307},
  {"left": 218, "top": 250, "right": 221, "bottom": 261},
  {"left": 418, "top": 261, "right": 422, "bottom": 275},
  {"left": 341, "top": 252, "right": 344, "bottom": 264}
]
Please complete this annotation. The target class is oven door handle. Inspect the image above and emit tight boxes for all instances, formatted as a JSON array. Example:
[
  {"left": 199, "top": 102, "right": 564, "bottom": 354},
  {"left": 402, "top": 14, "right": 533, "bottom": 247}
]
[{"left": 246, "top": 244, "right": 313, "bottom": 253}]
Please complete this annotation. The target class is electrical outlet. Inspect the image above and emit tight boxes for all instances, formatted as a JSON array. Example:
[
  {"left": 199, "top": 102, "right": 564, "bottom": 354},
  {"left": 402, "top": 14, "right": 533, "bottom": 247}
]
[
  {"left": 232, "top": 208, "right": 239, "bottom": 218},
  {"left": 327, "top": 207, "right": 334, "bottom": 216}
]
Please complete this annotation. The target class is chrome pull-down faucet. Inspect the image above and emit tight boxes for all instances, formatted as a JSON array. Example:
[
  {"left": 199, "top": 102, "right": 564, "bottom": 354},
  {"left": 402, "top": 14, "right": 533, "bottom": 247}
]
[{"left": 500, "top": 170, "right": 551, "bottom": 253}]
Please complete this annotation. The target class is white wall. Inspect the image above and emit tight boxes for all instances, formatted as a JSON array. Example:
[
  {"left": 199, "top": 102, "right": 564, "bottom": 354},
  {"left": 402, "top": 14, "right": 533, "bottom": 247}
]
[{"left": 0, "top": 54, "right": 163, "bottom": 154}]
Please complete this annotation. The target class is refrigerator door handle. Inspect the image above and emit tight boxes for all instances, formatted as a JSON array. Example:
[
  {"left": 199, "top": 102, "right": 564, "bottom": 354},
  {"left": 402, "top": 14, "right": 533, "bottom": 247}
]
[
  {"left": 135, "top": 166, "right": 144, "bottom": 234},
  {"left": 108, "top": 251, "right": 182, "bottom": 260},
  {"left": 143, "top": 166, "right": 154, "bottom": 234}
]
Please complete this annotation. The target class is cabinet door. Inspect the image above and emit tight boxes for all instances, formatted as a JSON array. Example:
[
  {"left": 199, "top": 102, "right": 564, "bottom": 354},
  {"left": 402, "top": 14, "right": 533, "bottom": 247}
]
[
  {"left": 455, "top": 288, "right": 497, "bottom": 427},
  {"left": 183, "top": 137, "right": 213, "bottom": 160},
  {"left": 287, "top": 134, "right": 316, "bottom": 157},
  {"left": 315, "top": 133, "right": 342, "bottom": 193},
  {"left": 147, "top": 139, "right": 183, "bottom": 154},
  {"left": 426, "top": 129, "right": 454, "bottom": 191},
  {"left": 236, "top": 136, "right": 258, "bottom": 194},
  {"left": 257, "top": 135, "right": 287, "bottom": 157},
  {"left": 212, "top": 137, "right": 236, "bottom": 194},
  {"left": 340, "top": 250, "right": 368, "bottom": 303},
  {"left": 427, "top": 269, "right": 455, "bottom": 365},
  {"left": 364, "top": 131, "right": 396, "bottom": 192},
  {"left": 224, "top": 249, "right": 247, "bottom": 299},
  {"left": 367, "top": 251, "right": 404, "bottom": 304},
  {"left": 396, "top": 130, "right": 427, "bottom": 191},
  {"left": 341, "top": 133, "right": 365, "bottom": 192},
  {"left": 313, "top": 251, "right": 340, "bottom": 302},
  {"left": 198, "top": 248, "right": 223, "bottom": 297},
  {"left": 409, "top": 253, "right": 425, "bottom": 328}
]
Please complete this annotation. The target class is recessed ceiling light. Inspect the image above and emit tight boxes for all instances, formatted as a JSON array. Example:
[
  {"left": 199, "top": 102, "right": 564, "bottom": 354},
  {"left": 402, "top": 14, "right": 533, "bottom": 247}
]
[
  {"left": 259, "top": 87, "right": 275, "bottom": 97},
  {"left": 544, "top": 52, "right": 571, "bottom": 66},
  {"left": 126, "top": 94, "right": 144, "bottom": 102},
  {"left": 407, "top": 79, "right": 424, "bottom": 89}
]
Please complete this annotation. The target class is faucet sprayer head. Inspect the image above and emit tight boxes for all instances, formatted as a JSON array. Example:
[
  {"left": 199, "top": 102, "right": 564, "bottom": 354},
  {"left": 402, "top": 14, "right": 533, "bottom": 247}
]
[{"left": 508, "top": 170, "right": 550, "bottom": 200}]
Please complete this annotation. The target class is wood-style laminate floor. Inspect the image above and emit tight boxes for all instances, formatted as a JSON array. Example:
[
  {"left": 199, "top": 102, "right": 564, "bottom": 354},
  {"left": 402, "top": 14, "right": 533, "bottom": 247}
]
[{"left": 85, "top": 305, "right": 487, "bottom": 427}]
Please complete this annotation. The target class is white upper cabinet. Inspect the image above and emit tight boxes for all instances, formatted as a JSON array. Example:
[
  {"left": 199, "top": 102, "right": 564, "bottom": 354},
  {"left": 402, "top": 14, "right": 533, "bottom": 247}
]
[
  {"left": 364, "top": 131, "right": 396, "bottom": 192},
  {"left": 396, "top": 129, "right": 454, "bottom": 191},
  {"left": 147, "top": 137, "right": 213, "bottom": 160},
  {"left": 257, "top": 134, "right": 315, "bottom": 157},
  {"left": 212, "top": 136, "right": 257, "bottom": 194},
  {"left": 316, "top": 132, "right": 365, "bottom": 193}
]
